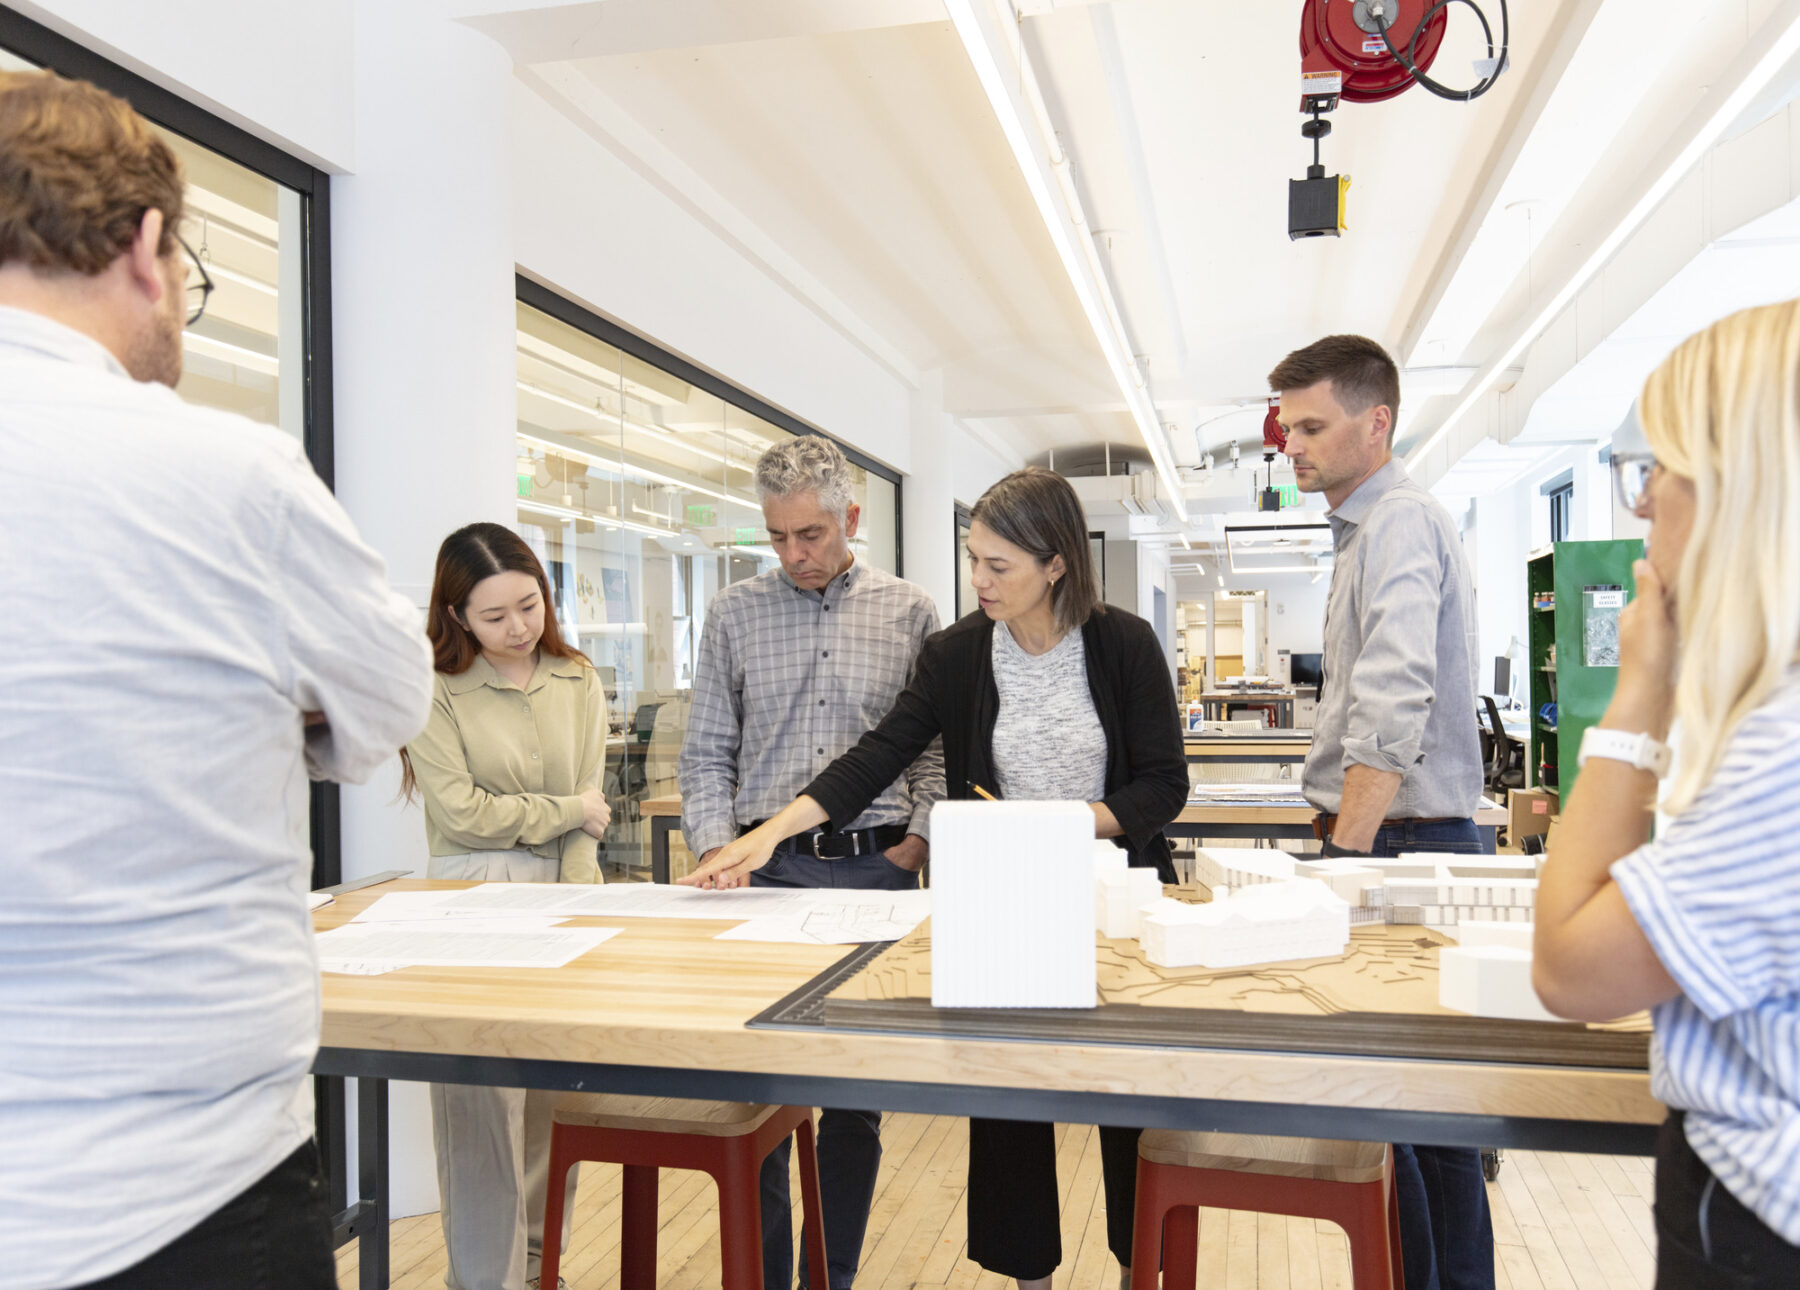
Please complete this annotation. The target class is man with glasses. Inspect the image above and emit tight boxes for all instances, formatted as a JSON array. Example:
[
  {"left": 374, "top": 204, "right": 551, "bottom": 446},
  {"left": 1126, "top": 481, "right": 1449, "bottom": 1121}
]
[{"left": 0, "top": 70, "right": 433, "bottom": 1290}]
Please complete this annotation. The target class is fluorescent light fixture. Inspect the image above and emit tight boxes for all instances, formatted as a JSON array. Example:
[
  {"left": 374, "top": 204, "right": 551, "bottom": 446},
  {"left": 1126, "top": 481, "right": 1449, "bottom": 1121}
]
[
  {"left": 515, "top": 430, "right": 758, "bottom": 513},
  {"left": 1224, "top": 522, "right": 1334, "bottom": 575},
  {"left": 517, "top": 498, "right": 680, "bottom": 541},
  {"left": 515, "top": 379, "right": 757, "bottom": 476},
  {"left": 1408, "top": 10, "right": 1800, "bottom": 469},
  {"left": 944, "top": 0, "right": 1187, "bottom": 520},
  {"left": 183, "top": 331, "right": 278, "bottom": 376}
]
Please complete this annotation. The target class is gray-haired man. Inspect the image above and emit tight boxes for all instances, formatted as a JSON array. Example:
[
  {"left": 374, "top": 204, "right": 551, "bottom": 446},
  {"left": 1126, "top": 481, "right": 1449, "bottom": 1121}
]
[{"left": 679, "top": 435, "right": 945, "bottom": 1290}]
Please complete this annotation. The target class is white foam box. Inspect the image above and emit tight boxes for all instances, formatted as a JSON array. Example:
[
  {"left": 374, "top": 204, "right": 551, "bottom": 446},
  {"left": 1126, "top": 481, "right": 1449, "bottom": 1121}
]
[
  {"left": 1099, "top": 867, "right": 1164, "bottom": 939},
  {"left": 931, "top": 800, "right": 1097, "bottom": 1009},
  {"left": 1438, "top": 936, "right": 1560, "bottom": 1023},
  {"left": 1193, "top": 847, "right": 1297, "bottom": 891},
  {"left": 1142, "top": 878, "right": 1350, "bottom": 970}
]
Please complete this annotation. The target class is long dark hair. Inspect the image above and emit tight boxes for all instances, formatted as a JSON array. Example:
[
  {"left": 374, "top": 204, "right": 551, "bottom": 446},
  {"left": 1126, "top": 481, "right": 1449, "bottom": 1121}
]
[
  {"left": 400, "top": 523, "right": 588, "bottom": 799},
  {"left": 970, "top": 468, "right": 1103, "bottom": 632}
]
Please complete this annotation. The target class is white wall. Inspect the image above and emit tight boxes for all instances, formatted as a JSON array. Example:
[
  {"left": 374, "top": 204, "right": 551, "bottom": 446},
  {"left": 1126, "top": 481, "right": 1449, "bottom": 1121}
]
[
  {"left": 15, "top": 0, "right": 356, "bottom": 170},
  {"left": 510, "top": 81, "right": 913, "bottom": 476}
]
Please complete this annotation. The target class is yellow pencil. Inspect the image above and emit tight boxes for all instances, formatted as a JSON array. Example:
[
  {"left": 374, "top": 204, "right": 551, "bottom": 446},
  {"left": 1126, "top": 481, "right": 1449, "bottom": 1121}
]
[{"left": 971, "top": 783, "right": 998, "bottom": 801}]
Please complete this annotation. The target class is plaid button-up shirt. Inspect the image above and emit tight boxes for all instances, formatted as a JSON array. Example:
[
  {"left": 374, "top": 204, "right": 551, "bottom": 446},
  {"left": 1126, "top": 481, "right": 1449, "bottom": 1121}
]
[{"left": 677, "top": 559, "right": 946, "bottom": 857}]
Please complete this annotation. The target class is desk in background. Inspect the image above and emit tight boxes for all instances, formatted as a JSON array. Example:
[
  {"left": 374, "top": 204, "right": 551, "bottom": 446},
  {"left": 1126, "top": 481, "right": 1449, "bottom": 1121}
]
[
  {"left": 314, "top": 878, "right": 1660, "bottom": 1289},
  {"left": 641, "top": 790, "right": 1508, "bottom": 883}
]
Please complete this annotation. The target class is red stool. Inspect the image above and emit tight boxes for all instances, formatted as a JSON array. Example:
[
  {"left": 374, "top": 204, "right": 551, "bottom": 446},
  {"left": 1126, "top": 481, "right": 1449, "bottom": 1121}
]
[
  {"left": 1129, "top": 1130, "right": 1403, "bottom": 1290},
  {"left": 539, "top": 1094, "right": 829, "bottom": 1290}
]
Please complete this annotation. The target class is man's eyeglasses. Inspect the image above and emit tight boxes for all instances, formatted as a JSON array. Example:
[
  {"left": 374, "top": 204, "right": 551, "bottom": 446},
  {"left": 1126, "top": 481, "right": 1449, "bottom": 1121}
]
[
  {"left": 1611, "top": 453, "right": 1660, "bottom": 512},
  {"left": 177, "top": 232, "right": 214, "bottom": 327}
]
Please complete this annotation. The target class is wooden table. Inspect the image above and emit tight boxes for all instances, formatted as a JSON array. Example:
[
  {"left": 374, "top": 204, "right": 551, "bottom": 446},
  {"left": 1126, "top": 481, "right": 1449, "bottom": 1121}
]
[
  {"left": 1196, "top": 690, "right": 1297, "bottom": 726},
  {"left": 313, "top": 879, "right": 1660, "bottom": 1289},
  {"left": 1172, "top": 797, "right": 1509, "bottom": 847},
  {"left": 1183, "top": 734, "right": 1312, "bottom": 763},
  {"left": 641, "top": 792, "right": 1508, "bottom": 877}
]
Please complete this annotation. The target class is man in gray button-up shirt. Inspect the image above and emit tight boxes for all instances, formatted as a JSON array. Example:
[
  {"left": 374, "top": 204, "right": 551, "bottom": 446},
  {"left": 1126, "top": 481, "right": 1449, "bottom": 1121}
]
[
  {"left": 679, "top": 435, "right": 943, "bottom": 1290},
  {"left": 1271, "top": 335, "right": 1494, "bottom": 1290}
]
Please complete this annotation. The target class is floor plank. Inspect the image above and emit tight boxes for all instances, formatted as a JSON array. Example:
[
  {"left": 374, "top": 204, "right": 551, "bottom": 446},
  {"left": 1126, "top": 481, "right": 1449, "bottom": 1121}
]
[{"left": 336, "top": 1122, "right": 1656, "bottom": 1289}]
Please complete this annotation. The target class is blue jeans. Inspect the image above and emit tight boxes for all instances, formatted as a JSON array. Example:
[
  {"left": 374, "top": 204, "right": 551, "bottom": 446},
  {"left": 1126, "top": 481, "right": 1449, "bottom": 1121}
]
[
  {"left": 1369, "top": 817, "right": 1497, "bottom": 1290},
  {"left": 751, "top": 846, "right": 919, "bottom": 1289}
]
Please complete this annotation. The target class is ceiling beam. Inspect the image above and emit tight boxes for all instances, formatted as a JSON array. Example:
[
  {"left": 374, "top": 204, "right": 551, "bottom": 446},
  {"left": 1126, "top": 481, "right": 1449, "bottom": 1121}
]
[
  {"left": 457, "top": 0, "right": 944, "bottom": 63},
  {"left": 1408, "top": 0, "right": 1800, "bottom": 471},
  {"left": 944, "top": 0, "right": 1188, "bottom": 519},
  {"left": 1390, "top": 0, "right": 1608, "bottom": 368}
]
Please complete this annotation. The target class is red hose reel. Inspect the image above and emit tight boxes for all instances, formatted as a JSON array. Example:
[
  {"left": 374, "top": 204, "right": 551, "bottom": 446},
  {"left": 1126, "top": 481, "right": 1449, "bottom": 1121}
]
[{"left": 1300, "top": 0, "right": 1448, "bottom": 108}]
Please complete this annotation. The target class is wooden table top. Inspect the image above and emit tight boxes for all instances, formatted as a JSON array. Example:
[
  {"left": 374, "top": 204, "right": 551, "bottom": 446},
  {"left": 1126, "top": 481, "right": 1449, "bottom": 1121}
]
[
  {"left": 317, "top": 880, "right": 1659, "bottom": 1130},
  {"left": 641, "top": 793, "right": 1505, "bottom": 827}
]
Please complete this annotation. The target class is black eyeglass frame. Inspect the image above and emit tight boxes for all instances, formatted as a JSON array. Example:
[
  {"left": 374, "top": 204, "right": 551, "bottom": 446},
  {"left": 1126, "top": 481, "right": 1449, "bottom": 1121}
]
[{"left": 176, "top": 230, "right": 214, "bottom": 327}]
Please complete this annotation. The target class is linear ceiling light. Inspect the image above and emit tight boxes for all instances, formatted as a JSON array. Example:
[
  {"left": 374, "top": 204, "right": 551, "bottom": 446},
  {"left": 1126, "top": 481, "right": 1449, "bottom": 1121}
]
[
  {"left": 944, "top": 0, "right": 1187, "bottom": 521},
  {"left": 1407, "top": 8, "right": 1800, "bottom": 470}
]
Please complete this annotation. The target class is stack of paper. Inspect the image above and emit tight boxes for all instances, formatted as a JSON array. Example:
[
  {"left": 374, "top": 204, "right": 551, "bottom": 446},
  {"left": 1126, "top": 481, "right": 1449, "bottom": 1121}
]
[
  {"left": 315, "top": 920, "right": 620, "bottom": 976},
  {"left": 929, "top": 800, "right": 1096, "bottom": 1009}
]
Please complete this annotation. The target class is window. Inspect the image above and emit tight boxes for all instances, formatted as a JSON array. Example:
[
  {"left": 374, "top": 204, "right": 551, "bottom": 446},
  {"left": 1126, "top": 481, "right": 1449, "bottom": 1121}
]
[
  {"left": 955, "top": 503, "right": 974, "bottom": 619},
  {"left": 514, "top": 283, "right": 901, "bottom": 880},
  {"left": 1549, "top": 481, "right": 1573, "bottom": 543}
]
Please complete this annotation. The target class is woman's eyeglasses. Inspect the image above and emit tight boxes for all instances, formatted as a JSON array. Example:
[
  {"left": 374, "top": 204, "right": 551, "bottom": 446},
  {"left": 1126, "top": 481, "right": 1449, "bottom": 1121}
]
[
  {"left": 177, "top": 232, "right": 214, "bottom": 327},
  {"left": 1611, "top": 453, "right": 1660, "bottom": 512}
]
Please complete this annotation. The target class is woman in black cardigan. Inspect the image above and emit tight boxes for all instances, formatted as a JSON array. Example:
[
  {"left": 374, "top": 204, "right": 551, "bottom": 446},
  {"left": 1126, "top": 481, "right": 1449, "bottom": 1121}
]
[{"left": 684, "top": 468, "right": 1188, "bottom": 1290}]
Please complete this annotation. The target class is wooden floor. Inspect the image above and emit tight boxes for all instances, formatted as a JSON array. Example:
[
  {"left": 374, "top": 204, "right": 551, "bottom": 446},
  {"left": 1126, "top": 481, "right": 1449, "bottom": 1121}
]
[{"left": 336, "top": 1115, "right": 1657, "bottom": 1289}]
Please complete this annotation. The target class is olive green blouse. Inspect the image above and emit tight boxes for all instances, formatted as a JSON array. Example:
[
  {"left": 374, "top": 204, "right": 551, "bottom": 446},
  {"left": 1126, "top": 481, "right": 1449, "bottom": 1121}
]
[{"left": 407, "top": 652, "right": 607, "bottom": 883}]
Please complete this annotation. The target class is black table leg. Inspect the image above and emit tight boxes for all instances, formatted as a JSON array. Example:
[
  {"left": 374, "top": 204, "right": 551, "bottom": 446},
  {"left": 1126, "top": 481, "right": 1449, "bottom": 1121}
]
[
  {"left": 358, "top": 1077, "right": 389, "bottom": 1290},
  {"left": 652, "top": 816, "right": 677, "bottom": 884}
]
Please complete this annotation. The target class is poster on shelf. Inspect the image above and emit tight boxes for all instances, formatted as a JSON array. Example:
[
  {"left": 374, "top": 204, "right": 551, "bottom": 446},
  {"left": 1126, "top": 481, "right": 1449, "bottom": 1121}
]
[{"left": 601, "top": 566, "right": 633, "bottom": 624}]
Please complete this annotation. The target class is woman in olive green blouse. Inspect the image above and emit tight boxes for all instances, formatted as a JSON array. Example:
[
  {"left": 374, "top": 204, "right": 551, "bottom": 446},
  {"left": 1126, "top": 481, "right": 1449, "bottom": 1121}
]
[{"left": 402, "top": 522, "right": 609, "bottom": 1290}]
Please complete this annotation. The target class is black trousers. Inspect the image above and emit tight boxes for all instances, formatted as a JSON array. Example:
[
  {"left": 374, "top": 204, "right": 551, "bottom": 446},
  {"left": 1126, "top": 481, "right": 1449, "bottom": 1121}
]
[
  {"left": 69, "top": 1140, "right": 335, "bottom": 1290},
  {"left": 1655, "top": 1112, "right": 1800, "bottom": 1289},
  {"left": 966, "top": 1118, "right": 1142, "bottom": 1281}
]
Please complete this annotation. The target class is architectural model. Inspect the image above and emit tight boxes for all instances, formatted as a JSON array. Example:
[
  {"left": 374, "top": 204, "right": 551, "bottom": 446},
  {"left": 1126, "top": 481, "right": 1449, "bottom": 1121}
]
[
  {"left": 929, "top": 800, "right": 1096, "bottom": 1009},
  {"left": 1140, "top": 878, "right": 1350, "bottom": 969},
  {"left": 1097, "top": 865, "right": 1165, "bottom": 939},
  {"left": 1438, "top": 920, "right": 1559, "bottom": 1021},
  {"left": 1285, "top": 852, "right": 1540, "bottom": 929},
  {"left": 1193, "top": 847, "right": 1298, "bottom": 891}
]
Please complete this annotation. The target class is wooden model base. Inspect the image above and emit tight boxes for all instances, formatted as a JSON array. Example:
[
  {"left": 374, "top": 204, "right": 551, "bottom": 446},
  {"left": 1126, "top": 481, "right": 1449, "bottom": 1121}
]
[{"left": 819, "top": 910, "right": 1649, "bottom": 1070}]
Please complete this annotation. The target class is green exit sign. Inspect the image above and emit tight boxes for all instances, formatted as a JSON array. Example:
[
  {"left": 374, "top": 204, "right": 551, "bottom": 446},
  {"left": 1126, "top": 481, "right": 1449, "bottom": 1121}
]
[
  {"left": 1278, "top": 484, "right": 1300, "bottom": 508},
  {"left": 686, "top": 504, "right": 717, "bottom": 526},
  {"left": 732, "top": 526, "right": 760, "bottom": 545},
  {"left": 516, "top": 474, "right": 533, "bottom": 498}
]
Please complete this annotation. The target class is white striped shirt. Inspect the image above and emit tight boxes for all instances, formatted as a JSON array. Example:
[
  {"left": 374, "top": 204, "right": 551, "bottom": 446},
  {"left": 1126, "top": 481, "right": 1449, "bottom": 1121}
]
[{"left": 1612, "top": 667, "right": 1800, "bottom": 1244}]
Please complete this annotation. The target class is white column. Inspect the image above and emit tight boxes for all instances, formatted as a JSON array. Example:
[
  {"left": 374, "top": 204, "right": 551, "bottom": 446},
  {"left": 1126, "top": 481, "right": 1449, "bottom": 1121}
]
[
  {"left": 902, "top": 370, "right": 957, "bottom": 622},
  {"left": 327, "top": 1, "right": 516, "bottom": 1219}
]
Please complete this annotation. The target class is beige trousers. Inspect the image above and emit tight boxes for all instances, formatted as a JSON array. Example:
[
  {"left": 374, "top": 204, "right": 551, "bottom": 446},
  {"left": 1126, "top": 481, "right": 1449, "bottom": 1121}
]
[{"left": 427, "top": 850, "right": 578, "bottom": 1290}]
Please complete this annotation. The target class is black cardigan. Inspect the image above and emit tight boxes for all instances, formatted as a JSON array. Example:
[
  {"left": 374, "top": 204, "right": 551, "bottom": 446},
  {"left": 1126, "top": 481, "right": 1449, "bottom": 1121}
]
[{"left": 804, "top": 605, "right": 1190, "bottom": 881}]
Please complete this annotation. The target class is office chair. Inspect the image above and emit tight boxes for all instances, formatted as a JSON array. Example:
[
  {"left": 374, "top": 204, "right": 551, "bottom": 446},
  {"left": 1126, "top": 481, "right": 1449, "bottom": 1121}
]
[{"left": 1481, "top": 696, "right": 1525, "bottom": 795}]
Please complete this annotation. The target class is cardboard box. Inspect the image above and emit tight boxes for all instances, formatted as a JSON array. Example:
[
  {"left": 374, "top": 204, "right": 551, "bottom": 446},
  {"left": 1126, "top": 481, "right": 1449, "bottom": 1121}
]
[{"left": 1508, "top": 788, "right": 1559, "bottom": 842}]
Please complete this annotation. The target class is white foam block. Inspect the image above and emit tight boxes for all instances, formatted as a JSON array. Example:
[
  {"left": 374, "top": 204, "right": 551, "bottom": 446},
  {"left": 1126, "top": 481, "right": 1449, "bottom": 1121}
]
[
  {"left": 1293, "top": 857, "right": 1386, "bottom": 907},
  {"left": 931, "top": 800, "right": 1096, "bottom": 1009},
  {"left": 1438, "top": 944, "right": 1560, "bottom": 1022},
  {"left": 1141, "top": 878, "right": 1350, "bottom": 969},
  {"left": 1193, "top": 848, "right": 1298, "bottom": 892},
  {"left": 1099, "top": 867, "right": 1164, "bottom": 938},
  {"left": 1453, "top": 920, "right": 1535, "bottom": 951}
]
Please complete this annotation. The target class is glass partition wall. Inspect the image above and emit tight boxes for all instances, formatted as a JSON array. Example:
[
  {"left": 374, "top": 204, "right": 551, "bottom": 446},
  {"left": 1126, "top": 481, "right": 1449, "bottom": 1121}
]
[{"left": 514, "top": 295, "right": 900, "bottom": 879}]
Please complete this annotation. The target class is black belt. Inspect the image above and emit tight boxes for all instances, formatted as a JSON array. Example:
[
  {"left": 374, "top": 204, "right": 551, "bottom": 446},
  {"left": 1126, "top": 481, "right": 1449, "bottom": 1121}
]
[{"left": 744, "top": 821, "right": 908, "bottom": 861}]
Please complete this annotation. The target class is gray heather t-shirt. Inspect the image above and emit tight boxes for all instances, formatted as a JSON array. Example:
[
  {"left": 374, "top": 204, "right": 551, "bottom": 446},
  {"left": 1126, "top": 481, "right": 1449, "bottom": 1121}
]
[{"left": 990, "top": 622, "right": 1108, "bottom": 802}]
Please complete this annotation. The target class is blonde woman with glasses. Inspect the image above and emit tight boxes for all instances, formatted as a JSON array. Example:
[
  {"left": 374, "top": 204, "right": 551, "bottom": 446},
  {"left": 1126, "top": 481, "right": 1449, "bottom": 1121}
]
[{"left": 1533, "top": 301, "right": 1800, "bottom": 1288}]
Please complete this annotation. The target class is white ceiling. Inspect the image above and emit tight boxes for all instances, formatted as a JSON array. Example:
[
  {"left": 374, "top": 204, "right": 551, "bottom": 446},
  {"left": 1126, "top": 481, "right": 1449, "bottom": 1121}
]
[{"left": 466, "top": 0, "right": 1800, "bottom": 518}]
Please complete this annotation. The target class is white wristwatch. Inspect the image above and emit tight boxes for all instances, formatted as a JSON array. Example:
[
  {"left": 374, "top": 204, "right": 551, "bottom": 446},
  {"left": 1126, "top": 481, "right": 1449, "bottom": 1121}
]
[{"left": 1577, "top": 726, "right": 1672, "bottom": 777}]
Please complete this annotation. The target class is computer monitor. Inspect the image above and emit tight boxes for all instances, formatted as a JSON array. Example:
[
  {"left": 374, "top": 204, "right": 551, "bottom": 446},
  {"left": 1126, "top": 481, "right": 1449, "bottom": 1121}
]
[
  {"left": 1494, "top": 655, "right": 1512, "bottom": 700},
  {"left": 632, "top": 702, "right": 663, "bottom": 742},
  {"left": 1289, "top": 652, "right": 1323, "bottom": 688}
]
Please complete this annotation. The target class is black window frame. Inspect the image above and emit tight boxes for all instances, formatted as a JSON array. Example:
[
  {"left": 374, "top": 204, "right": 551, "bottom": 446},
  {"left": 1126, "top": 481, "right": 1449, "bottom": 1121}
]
[{"left": 516, "top": 274, "right": 904, "bottom": 572}]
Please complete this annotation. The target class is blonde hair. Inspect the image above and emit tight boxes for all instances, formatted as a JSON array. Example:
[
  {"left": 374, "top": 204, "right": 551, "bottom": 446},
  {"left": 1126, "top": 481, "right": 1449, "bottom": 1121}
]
[{"left": 1639, "top": 299, "right": 1800, "bottom": 811}]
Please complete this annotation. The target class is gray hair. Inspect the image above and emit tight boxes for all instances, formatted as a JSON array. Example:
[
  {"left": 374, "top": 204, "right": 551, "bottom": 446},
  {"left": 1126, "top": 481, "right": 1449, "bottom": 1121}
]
[{"left": 755, "top": 435, "right": 856, "bottom": 520}]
